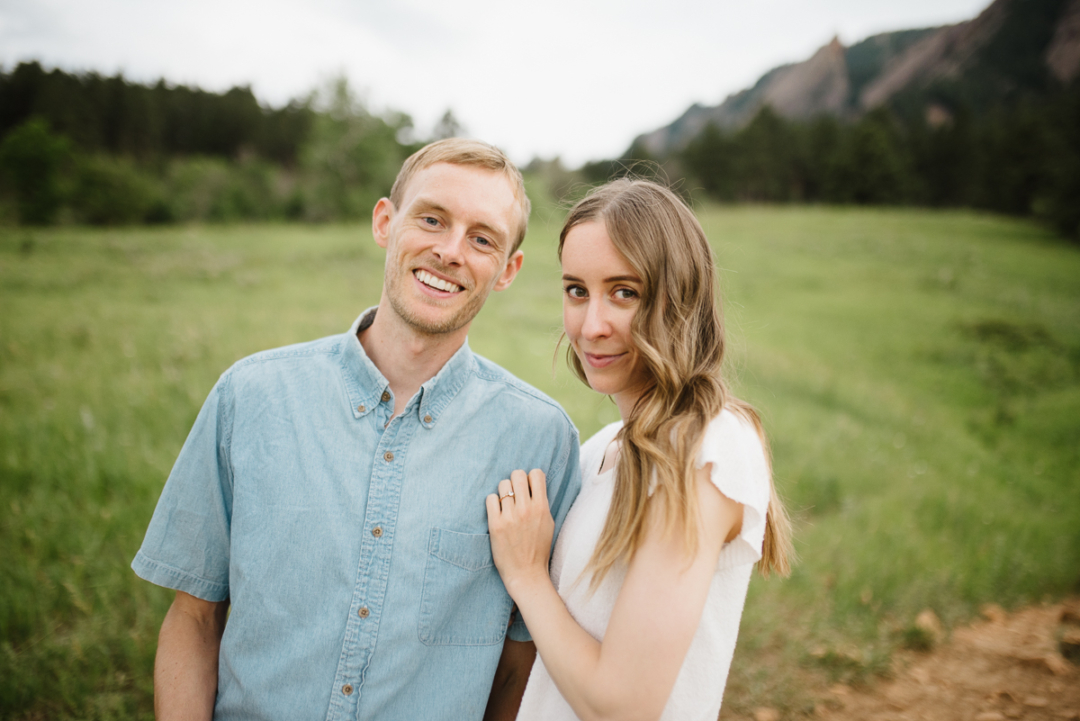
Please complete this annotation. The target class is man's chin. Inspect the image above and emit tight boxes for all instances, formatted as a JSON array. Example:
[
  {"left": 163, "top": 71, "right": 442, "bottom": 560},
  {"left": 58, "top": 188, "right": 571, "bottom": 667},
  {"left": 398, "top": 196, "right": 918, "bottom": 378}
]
[{"left": 389, "top": 296, "right": 479, "bottom": 337}]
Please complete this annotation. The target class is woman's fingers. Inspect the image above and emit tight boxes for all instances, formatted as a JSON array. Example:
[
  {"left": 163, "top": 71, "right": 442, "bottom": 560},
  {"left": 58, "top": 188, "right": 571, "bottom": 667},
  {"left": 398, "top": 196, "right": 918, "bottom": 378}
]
[
  {"left": 497, "top": 478, "right": 515, "bottom": 510},
  {"left": 510, "top": 469, "right": 531, "bottom": 502},
  {"left": 527, "top": 469, "right": 547, "bottom": 505},
  {"left": 485, "top": 493, "right": 502, "bottom": 526},
  {"left": 492, "top": 470, "right": 550, "bottom": 519},
  {"left": 487, "top": 470, "right": 555, "bottom": 597}
]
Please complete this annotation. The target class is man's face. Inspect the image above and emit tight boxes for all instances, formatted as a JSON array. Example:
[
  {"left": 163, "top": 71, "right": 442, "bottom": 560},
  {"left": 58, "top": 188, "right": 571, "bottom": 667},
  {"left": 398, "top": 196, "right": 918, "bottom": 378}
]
[{"left": 373, "top": 162, "right": 524, "bottom": 337}]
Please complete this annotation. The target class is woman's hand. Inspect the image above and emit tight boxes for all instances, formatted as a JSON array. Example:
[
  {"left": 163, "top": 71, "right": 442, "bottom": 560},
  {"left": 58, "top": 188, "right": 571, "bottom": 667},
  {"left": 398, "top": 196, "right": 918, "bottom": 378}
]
[{"left": 486, "top": 469, "right": 555, "bottom": 599}]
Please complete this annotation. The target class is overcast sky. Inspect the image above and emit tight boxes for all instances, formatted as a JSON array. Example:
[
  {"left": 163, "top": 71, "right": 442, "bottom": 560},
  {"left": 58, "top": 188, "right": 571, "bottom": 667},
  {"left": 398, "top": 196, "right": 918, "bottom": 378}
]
[{"left": 1, "top": 0, "right": 991, "bottom": 166}]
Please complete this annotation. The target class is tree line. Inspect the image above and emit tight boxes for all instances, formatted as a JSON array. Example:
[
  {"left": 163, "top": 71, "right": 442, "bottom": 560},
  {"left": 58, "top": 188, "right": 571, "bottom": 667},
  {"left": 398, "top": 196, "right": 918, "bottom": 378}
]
[
  {"left": 2, "top": 61, "right": 1078, "bottom": 240},
  {"left": 0, "top": 61, "right": 311, "bottom": 163},
  {"left": 582, "top": 86, "right": 1080, "bottom": 240},
  {"left": 0, "top": 62, "right": 424, "bottom": 225}
]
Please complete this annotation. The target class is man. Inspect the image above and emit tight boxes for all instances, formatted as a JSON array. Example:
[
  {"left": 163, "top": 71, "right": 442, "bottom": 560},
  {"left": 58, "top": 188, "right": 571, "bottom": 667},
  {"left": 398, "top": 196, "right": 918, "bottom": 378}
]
[{"left": 132, "top": 139, "right": 581, "bottom": 720}]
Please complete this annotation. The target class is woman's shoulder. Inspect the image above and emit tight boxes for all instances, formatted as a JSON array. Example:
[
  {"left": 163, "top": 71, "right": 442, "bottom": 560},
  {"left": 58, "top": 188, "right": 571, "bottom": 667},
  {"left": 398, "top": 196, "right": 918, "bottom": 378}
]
[
  {"left": 700, "top": 407, "right": 767, "bottom": 460},
  {"left": 698, "top": 407, "right": 772, "bottom": 562},
  {"left": 579, "top": 421, "right": 623, "bottom": 476}
]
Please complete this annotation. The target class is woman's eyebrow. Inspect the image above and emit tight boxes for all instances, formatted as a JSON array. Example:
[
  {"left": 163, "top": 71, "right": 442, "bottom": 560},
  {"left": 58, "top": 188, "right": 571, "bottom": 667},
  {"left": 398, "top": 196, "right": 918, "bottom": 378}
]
[{"left": 561, "top": 273, "right": 642, "bottom": 283}]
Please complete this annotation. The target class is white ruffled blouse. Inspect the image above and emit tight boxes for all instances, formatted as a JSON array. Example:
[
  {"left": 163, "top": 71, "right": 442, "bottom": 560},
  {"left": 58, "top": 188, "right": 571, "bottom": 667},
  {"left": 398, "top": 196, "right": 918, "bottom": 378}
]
[{"left": 516, "top": 409, "right": 771, "bottom": 721}]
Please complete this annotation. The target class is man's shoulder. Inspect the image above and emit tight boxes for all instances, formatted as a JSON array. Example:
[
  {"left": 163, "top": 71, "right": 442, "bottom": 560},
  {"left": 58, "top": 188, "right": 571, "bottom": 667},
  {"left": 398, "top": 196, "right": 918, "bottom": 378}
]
[
  {"left": 221, "top": 332, "right": 346, "bottom": 385},
  {"left": 469, "top": 354, "right": 576, "bottom": 432}
]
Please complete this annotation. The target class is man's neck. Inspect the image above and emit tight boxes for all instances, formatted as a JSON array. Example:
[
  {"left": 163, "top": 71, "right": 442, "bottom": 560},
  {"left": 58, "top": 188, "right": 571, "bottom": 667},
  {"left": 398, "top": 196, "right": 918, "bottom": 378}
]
[{"left": 358, "top": 306, "right": 469, "bottom": 419}]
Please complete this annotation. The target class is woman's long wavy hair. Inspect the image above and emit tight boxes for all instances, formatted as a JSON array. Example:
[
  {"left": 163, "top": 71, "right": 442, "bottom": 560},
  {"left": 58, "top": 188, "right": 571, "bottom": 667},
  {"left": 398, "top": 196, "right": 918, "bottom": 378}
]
[{"left": 559, "top": 179, "right": 792, "bottom": 586}]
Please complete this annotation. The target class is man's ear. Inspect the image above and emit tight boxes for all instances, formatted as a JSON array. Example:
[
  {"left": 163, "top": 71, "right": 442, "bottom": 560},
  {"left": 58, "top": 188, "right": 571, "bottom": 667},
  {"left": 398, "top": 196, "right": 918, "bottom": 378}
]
[
  {"left": 493, "top": 250, "right": 524, "bottom": 292},
  {"left": 372, "top": 198, "right": 394, "bottom": 249}
]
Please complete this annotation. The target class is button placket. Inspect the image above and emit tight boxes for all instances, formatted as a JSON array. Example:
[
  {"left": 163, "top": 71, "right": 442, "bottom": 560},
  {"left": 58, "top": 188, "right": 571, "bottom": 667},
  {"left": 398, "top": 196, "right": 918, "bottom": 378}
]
[{"left": 327, "top": 409, "right": 416, "bottom": 719}]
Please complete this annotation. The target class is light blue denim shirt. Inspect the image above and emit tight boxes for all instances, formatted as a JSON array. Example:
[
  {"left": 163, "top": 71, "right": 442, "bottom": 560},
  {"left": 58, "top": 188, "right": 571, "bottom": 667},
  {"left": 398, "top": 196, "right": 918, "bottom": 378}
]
[{"left": 133, "top": 309, "right": 581, "bottom": 721}]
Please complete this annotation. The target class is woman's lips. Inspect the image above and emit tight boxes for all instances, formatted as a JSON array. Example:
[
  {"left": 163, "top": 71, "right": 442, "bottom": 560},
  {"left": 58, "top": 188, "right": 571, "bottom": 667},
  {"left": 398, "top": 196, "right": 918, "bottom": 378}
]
[{"left": 583, "top": 352, "right": 626, "bottom": 368}]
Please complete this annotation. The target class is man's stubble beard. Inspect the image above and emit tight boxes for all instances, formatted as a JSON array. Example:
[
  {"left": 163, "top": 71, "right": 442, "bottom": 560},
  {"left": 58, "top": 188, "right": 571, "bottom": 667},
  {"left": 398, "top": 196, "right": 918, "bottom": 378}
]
[{"left": 383, "top": 256, "right": 491, "bottom": 337}]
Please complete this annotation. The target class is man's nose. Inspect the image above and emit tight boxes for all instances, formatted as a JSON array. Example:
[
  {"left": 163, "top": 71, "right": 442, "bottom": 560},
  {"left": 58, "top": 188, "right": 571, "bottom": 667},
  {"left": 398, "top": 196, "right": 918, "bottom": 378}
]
[{"left": 431, "top": 228, "right": 467, "bottom": 266}]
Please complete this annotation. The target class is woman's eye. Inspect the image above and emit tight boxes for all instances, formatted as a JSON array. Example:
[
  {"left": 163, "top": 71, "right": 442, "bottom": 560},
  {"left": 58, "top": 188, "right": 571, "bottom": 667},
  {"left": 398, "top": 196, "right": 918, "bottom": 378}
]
[
  {"left": 614, "top": 288, "right": 638, "bottom": 300},
  {"left": 565, "top": 285, "right": 587, "bottom": 299}
]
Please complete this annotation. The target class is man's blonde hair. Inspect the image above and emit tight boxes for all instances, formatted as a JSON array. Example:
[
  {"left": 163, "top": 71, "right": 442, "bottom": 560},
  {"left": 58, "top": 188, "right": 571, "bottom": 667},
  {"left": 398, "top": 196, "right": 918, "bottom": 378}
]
[{"left": 390, "top": 138, "right": 531, "bottom": 253}]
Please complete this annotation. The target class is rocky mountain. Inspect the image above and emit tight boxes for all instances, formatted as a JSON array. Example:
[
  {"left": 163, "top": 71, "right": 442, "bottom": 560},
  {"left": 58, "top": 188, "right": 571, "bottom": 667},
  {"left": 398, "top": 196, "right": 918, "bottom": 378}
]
[{"left": 634, "top": 0, "right": 1080, "bottom": 158}]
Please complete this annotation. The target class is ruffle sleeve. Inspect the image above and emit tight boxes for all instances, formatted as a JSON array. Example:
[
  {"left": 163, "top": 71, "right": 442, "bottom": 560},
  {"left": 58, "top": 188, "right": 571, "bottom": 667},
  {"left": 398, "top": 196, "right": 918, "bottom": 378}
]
[{"left": 696, "top": 409, "right": 772, "bottom": 570}]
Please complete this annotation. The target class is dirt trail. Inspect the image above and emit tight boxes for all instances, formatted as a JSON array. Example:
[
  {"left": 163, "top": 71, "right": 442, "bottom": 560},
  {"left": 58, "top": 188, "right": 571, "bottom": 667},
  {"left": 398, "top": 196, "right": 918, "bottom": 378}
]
[{"left": 755, "top": 598, "right": 1080, "bottom": 721}]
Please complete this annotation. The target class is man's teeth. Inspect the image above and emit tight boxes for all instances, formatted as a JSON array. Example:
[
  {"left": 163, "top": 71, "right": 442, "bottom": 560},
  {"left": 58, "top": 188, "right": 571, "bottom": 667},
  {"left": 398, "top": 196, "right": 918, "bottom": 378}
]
[{"left": 415, "top": 270, "right": 462, "bottom": 293}]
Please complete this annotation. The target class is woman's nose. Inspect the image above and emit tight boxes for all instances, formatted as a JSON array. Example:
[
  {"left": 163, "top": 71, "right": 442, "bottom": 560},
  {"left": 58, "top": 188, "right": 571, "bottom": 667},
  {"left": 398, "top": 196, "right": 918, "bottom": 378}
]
[{"left": 581, "top": 300, "right": 611, "bottom": 339}]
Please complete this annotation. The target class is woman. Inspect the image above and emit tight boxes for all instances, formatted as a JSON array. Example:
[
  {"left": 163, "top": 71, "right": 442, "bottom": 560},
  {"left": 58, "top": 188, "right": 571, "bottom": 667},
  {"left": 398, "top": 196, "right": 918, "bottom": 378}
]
[{"left": 486, "top": 179, "right": 793, "bottom": 721}]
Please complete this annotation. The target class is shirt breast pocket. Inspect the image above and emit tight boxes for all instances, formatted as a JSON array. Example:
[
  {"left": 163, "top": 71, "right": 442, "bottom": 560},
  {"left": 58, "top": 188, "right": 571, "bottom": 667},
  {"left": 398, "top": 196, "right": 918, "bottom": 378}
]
[{"left": 418, "top": 528, "right": 514, "bottom": 646}]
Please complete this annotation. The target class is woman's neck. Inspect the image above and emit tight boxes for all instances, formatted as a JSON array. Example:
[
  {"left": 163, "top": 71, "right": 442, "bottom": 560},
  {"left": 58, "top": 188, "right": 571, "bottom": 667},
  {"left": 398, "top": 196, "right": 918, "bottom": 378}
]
[{"left": 612, "top": 387, "right": 644, "bottom": 422}]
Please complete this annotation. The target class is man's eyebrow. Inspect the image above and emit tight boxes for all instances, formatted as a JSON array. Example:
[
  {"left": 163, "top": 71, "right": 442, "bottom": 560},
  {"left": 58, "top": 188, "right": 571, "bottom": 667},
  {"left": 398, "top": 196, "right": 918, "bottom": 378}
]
[
  {"left": 411, "top": 197, "right": 509, "bottom": 244},
  {"left": 471, "top": 220, "right": 509, "bottom": 243},
  {"left": 411, "top": 198, "right": 447, "bottom": 215}
]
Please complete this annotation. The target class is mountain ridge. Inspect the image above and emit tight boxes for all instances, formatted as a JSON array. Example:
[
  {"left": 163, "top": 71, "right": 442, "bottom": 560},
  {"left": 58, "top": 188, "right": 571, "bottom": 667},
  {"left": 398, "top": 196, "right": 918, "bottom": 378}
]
[{"left": 634, "top": 0, "right": 1080, "bottom": 158}]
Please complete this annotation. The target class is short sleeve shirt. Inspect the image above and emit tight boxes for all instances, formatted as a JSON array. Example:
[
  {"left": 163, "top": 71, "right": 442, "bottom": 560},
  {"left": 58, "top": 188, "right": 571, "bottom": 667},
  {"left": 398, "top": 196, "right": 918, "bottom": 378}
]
[{"left": 132, "top": 309, "right": 582, "bottom": 721}]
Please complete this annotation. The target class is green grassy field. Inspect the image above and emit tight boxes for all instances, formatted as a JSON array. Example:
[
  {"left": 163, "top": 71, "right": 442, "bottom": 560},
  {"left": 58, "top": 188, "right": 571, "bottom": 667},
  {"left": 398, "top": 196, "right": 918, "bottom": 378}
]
[{"left": 1, "top": 203, "right": 1078, "bottom": 719}]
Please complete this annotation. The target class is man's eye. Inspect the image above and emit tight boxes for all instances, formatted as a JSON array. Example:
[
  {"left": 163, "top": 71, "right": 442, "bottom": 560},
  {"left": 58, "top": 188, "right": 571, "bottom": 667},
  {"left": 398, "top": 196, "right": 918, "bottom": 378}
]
[
  {"left": 473, "top": 236, "right": 491, "bottom": 246},
  {"left": 423, "top": 217, "right": 439, "bottom": 226}
]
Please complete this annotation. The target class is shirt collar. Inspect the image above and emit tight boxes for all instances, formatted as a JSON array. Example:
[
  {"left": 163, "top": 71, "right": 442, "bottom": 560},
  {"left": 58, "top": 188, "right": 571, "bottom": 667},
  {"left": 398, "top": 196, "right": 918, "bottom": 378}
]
[{"left": 339, "top": 306, "right": 475, "bottom": 428}]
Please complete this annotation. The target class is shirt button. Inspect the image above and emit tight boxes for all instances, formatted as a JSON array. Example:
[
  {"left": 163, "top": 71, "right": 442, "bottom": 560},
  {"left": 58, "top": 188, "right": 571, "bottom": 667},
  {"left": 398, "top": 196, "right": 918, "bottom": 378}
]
[
  {"left": 424, "top": 414, "right": 432, "bottom": 423},
  {"left": 342, "top": 684, "right": 353, "bottom": 696},
  {"left": 384, "top": 451, "right": 394, "bottom": 462},
  {"left": 372, "top": 526, "right": 383, "bottom": 538},
  {"left": 357, "top": 405, "right": 365, "bottom": 413},
  {"left": 381, "top": 391, "right": 391, "bottom": 402},
  {"left": 358, "top": 606, "right": 370, "bottom": 618}
]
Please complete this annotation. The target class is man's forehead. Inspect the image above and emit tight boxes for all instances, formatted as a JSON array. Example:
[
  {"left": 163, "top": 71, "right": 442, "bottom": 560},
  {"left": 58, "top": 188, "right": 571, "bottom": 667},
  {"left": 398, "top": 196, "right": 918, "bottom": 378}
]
[{"left": 400, "top": 163, "right": 519, "bottom": 233}]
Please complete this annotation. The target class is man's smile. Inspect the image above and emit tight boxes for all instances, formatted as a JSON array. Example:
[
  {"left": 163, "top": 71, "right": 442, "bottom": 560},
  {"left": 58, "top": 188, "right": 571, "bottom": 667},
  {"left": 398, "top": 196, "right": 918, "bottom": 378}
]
[{"left": 414, "top": 268, "right": 464, "bottom": 294}]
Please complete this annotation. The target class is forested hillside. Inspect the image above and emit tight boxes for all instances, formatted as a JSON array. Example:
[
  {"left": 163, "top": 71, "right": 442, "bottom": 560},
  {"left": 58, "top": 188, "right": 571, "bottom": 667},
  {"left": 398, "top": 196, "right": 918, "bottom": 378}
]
[
  {"left": 0, "top": 61, "right": 311, "bottom": 163},
  {"left": 0, "top": 62, "right": 420, "bottom": 225}
]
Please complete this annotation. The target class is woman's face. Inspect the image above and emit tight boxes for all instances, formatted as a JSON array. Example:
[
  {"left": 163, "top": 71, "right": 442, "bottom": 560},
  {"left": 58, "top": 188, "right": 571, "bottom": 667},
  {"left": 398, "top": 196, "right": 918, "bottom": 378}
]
[{"left": 561, "top": 221, "right": 650, "bottom": 413}]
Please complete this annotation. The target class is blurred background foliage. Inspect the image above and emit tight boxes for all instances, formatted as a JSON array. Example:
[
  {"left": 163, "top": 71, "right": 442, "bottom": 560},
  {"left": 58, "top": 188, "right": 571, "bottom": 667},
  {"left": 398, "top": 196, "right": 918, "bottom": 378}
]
[
  {"left": 0, "top": 62, "right": 421, "bottom": 227},
  {"left": 1, "top": 57, "right": 1077, "bottom": 239},
  {"left": 586, "top": 90, "right": 1080, "bottom": 241}
]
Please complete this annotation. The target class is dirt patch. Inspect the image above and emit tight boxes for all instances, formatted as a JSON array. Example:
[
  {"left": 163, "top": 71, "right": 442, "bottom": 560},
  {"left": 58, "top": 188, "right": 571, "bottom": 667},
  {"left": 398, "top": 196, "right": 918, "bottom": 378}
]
[
  {"left": 746, "top": 598, "right": 1080, "bottom": 721},
  {"left": 816, "top": 599, "right": 1079, "bottom": 721}
]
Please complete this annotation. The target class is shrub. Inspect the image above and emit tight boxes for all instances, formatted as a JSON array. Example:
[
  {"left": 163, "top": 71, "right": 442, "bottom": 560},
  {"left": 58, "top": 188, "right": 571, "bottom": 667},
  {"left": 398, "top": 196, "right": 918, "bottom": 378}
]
[
  {"left": 70, "top": 154, "right": 163, "bottom": 225},
  {"left": 0, "top": 118, "right": 71, "bottom": 224}
]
